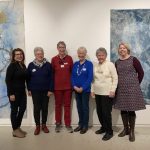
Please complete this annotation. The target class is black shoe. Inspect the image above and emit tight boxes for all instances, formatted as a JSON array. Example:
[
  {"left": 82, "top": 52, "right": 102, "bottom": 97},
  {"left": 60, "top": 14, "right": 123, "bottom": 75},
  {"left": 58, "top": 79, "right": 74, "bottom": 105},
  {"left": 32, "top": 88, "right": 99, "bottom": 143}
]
[
  {"left": 95, "top": 128, "right": 105, "bottom": 134},
  {"left": 102, "top": 133, "right": 113, "bottom": 141},
  {"left": 74, "top": 126, "right": 82, "bottom": 132},
  {"left": 55, "top": 124, "right": 61, "bottom": 133},
  {"left": 80, "top": 128, "right": 88, "bottom": 134}
]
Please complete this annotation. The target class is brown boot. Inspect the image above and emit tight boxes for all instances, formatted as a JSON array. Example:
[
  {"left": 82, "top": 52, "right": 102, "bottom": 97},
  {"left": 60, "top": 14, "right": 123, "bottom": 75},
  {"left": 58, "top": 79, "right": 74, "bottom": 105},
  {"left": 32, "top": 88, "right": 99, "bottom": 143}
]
[
  {"left": 12, "top": 129, "right": 25, "bottom": 138},
  {"left": 118, "top": 114, "right": 129, "bottom": 137},
  {"left": 42, "top": 124, "right": 49, "bottom": 133},
  {"left": 34, "top": 125, "right": 40, "bottom": 135},
  {"left": 129, "top": 116, "right": 136, "bottom": 142}
]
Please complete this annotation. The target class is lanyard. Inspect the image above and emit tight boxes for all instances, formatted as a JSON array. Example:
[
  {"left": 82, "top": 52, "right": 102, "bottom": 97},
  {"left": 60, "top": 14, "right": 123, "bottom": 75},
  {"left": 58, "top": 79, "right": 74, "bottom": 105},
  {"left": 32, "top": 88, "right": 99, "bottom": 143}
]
[{"left": 77, "top": 63, "right": 86, "bottom": 76}]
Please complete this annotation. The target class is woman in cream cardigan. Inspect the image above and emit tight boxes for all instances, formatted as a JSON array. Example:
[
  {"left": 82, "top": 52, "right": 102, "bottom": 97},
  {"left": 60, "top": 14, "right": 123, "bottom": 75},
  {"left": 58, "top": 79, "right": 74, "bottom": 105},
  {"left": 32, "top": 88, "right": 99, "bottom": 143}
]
[{"left": 91, "top": 47, "right": 118, "bottom": 141}]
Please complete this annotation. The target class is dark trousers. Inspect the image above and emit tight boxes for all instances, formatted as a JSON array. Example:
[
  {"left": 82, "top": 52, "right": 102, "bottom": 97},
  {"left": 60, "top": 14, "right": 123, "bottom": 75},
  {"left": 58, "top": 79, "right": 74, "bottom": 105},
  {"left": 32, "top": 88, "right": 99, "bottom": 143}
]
[
  {"left": 9, "top": 91, "right": 27, "bottom": 130},
  {"left": 75, "top": 92, "right": 90, "bottom": 128},
  {"left": 121, "top": 111, "right": 136, "bottom": 117},
  {"left": 31, "top": 91, "right": 49, "bottom": 125},
  {"left": 95, "top": 95, "right": 113, "bottom": 134},
  {"left": 54, "top": 90, "right": 72, "bottom": 126}
]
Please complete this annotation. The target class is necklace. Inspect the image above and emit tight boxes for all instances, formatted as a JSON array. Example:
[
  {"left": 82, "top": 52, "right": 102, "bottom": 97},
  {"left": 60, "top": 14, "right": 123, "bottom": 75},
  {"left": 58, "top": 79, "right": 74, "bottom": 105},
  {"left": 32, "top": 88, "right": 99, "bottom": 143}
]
[{"left": 77, "top": 63, "right": 86, "bottom": 76}]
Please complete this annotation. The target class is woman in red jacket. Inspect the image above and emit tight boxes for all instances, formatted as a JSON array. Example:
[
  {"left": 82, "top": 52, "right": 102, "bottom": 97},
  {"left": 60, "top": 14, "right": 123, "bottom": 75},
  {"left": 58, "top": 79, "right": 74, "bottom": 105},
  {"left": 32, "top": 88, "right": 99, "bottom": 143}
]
[{"left": 51, "top": 41, "right": 73, "bottom": 133}]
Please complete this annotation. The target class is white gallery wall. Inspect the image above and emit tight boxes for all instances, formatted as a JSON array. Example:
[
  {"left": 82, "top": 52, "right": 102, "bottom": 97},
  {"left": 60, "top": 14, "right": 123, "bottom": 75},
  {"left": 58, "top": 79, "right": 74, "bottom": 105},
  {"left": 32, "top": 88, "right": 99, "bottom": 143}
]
[{"left": 1, "top": 0, "right": 150, "bottom": 126}]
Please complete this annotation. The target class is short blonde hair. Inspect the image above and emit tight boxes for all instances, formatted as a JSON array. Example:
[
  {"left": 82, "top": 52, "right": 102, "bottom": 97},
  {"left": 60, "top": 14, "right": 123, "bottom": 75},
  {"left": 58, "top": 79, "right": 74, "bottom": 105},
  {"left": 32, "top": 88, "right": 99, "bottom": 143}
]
[
  {"left": 77, "top": 46, "right": 87, "bottom": 54},
  {"left": 118, "top": 42, "right": 131, "bottom": 54}
]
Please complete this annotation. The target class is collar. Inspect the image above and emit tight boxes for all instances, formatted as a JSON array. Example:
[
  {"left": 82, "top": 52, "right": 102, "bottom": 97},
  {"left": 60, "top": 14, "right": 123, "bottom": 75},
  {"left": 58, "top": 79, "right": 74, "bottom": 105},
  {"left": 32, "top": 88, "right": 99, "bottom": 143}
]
[{"left": 33, "top": 58, "right": 47, "bottom": 67}]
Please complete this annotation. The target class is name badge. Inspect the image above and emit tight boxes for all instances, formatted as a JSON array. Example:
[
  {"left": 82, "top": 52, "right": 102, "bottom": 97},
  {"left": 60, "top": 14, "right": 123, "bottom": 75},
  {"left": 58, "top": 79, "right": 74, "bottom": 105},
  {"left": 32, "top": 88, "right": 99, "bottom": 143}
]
[
  {"left": 61, "top": 65, "right": 65, "bottom": 68},
  {"left": 32, "top": 69, "right": 36, "bottom": 72},
  {"left": 64, "top": 62, "right": 68, "bottom": 65},
  {"left": 83, "top": 68, "right": 86, "bottom": 71}
]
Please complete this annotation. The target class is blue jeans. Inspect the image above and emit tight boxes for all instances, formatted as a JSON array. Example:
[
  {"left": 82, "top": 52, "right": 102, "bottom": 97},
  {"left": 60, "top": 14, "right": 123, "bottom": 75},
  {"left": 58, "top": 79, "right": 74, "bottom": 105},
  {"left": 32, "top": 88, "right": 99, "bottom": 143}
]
[{"left": 75, "top": 92, "right": 90, "bottom": 128}]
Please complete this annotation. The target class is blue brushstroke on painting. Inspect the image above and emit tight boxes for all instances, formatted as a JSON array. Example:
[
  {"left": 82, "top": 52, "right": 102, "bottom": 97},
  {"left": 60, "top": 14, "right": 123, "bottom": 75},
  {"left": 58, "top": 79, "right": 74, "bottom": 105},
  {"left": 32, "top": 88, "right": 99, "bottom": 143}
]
[
  {"left": 0, "top": 0, "right": 25, "bottom": 118},
  {"left": 111, "top": 9, "right": 150, "bottom": 104}
]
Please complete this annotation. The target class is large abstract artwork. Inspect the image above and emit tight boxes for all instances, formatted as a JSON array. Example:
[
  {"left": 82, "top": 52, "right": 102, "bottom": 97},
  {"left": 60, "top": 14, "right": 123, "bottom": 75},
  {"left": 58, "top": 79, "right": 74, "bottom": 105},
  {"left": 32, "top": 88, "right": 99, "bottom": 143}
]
[
  {"left": 0, "top": 0, "right": 25, "bottom": 118},
  {"left": 111, "top": 9, "right": 150, "bottom": 104}
]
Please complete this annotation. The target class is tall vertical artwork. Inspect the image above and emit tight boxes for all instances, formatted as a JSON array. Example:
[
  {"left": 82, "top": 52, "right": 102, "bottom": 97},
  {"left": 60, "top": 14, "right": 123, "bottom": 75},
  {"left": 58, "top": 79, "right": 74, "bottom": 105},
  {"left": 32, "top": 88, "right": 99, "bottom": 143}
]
[
  {"left": 111, "top": 9, "right": 150, "bottom": 104},
  {"left": 0, "top": 0, "right": 25, "bottom": 118}
]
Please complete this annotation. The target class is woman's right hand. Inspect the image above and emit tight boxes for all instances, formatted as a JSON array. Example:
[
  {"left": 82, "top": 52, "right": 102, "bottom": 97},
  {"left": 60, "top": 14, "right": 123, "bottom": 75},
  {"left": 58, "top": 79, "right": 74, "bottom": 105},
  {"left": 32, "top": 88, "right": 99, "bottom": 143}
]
[
  {"left": 10, "top": 95, "right": 15, "bottom": 101},
  {"left": 74, "top": 86, "right": 79, "bottom": 92},
  {"left": 91, "top": 92, "right": 95, "bottom": 98},
  {"left": 28, "top": 91, "right": 32, "bottom": 96}
]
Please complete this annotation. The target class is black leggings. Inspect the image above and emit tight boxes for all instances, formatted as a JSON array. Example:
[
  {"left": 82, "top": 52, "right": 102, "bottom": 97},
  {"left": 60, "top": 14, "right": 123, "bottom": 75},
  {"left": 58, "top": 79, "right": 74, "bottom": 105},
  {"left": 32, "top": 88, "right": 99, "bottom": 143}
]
[
  {"left": 121, "top": 111, "right": 136, "bottom": 116},
  {"left": 10, "top": 91, "right": 27, "bottom": 130}
]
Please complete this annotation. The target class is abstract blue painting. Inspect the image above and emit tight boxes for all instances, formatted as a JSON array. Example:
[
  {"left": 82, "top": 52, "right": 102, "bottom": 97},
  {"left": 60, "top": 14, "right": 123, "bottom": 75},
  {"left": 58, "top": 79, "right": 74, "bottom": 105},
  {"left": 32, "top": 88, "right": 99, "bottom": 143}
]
[
  {"left": 0, "top": 0, "right": 25, "bottom": 118},
  {"left": 111, "top": 9, "right": 150, "bottom": 104}
]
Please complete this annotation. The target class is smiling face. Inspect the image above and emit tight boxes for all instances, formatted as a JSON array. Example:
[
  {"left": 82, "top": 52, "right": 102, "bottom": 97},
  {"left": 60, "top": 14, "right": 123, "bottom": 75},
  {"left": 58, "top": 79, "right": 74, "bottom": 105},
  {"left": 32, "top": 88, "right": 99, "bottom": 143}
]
[
  {"left": 57, "top": 43, "right": 66, "bottom": 56},
  {"left": 35, "top": 50, "right": 44, "bottom": 62},
  {"left": 118, "top": 44, "right": 130, "bottom": 58},
  {"left": 97, "top": 51, "right": 107, "bottom": 64},
  {"left": 14, "top": 50, "right": 24, "bottom": 62},
  {"left": 77, "top": 47, "right": 87, "bottom": 62}
]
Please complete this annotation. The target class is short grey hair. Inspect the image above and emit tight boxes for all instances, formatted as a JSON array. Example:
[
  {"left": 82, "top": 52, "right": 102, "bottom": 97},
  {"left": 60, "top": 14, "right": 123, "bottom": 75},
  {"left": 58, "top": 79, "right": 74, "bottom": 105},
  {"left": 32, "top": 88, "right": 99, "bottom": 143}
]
[
  {"left": 77, "top": 46, "right": 87, "bottom": 54},
  {"left": 34, "top": 47, "right": 44, "bottom": 55},
  {"left": 96, "top": 47, "right": 107, "bottom": 56}
]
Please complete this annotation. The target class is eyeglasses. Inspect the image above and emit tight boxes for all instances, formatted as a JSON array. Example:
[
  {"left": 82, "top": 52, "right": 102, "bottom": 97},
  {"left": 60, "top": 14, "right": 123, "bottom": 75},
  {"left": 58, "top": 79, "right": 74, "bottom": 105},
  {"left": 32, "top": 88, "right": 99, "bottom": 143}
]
[
  {"left": 58, "top": 46, "right": 65, "bottom": 48},
  {"left": 15, "top": 53, "right": 23, "bottom": 56}
]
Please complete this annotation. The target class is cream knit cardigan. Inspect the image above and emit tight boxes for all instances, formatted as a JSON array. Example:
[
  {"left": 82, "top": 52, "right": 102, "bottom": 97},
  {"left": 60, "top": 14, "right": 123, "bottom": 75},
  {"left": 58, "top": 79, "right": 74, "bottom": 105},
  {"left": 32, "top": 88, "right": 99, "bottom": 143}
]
[{"left": 91, "top": 60, "right": 118, "bottom": 95}]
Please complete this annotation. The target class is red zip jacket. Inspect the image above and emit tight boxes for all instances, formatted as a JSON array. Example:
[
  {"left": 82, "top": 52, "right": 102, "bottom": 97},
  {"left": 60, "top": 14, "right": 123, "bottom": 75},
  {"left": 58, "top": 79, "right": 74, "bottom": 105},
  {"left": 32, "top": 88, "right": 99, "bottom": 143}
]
[{"left": 51, "top": 55, "right": 73, "bottom": 90}]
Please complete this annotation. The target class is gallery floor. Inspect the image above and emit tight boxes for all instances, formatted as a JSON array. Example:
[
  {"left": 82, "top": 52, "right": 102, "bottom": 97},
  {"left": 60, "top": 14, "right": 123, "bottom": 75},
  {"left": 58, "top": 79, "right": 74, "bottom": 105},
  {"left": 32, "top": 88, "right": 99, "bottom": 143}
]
[{"left": 0, "top": 126, "right": 150, "bottom": 150}]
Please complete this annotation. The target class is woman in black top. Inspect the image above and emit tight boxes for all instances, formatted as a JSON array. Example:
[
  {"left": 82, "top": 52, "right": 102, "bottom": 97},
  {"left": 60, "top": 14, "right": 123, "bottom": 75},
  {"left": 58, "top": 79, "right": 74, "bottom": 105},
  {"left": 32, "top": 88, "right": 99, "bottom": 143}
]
[{"left": 5, "top": 48, "right": 27, "bottom": 138}]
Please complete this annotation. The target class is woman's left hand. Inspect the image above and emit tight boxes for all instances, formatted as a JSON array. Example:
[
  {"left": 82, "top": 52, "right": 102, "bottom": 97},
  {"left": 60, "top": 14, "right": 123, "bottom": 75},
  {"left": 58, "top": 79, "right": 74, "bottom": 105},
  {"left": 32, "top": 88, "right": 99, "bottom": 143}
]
[
  {"left": 47, "top": 91, "right": 53, "bottom": 97},
  {"left": 78, "top": 87, "right": 83, "bottom": 93},
  {"left": 109, "top": 91, "right": 115, "bottom": 98}
]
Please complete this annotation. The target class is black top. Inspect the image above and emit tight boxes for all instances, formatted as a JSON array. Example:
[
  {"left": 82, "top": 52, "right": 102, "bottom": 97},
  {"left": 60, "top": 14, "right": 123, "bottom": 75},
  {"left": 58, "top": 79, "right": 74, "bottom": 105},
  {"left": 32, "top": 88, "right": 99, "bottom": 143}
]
[{"left": 5, "top": 62, "right": 27, "bottom": 96}]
